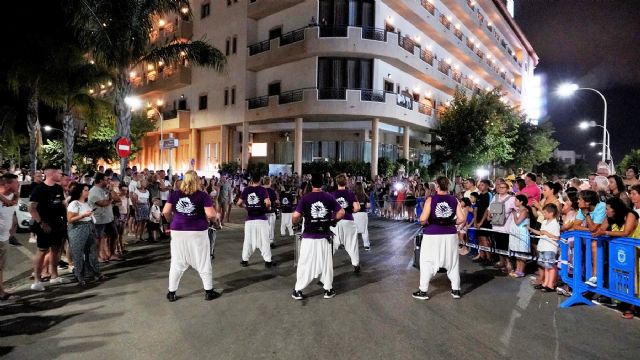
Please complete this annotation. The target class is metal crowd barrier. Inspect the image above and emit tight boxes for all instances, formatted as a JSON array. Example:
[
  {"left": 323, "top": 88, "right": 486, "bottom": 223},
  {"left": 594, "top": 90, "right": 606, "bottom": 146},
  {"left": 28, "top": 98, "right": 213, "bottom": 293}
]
[{"left": 558, "top": 231, "right": 640, "bottom": 308}]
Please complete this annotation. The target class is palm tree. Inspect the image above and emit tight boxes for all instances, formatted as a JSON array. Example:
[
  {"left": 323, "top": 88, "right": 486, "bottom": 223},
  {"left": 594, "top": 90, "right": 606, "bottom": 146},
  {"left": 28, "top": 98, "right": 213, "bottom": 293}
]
[
  {"left": 40, "top": 45, "right": 112, "bottom": 175},
  {"left": 68, "top": 0, "right": 226, "bottom": 176}
]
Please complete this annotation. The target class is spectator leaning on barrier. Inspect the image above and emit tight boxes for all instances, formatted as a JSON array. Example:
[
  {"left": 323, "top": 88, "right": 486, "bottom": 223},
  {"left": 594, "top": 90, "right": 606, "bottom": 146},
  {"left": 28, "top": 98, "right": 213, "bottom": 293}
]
[
  {"left": 572, "top": 190, "right": 606, "bottom": 287},
  {"left": 623, "top": 165, "right": 640, "bottom": 191},
  {"left": 528, "top": 204, "right": 560, "bottom": 292}
]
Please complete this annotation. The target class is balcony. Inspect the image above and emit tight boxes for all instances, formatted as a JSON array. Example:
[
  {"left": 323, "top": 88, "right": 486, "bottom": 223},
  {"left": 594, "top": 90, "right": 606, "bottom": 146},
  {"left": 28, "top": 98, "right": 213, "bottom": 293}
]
[
  {"left": 247, "top": 26, "right": 468, "bottom": 97},
  {"left": 380, "top": 0, "right": 520, "bottom": 99},
  {"left": 147, "top": 110, "right": 191, "bottom": 134},
  {"left": 245, "top": 88, "right": 437, "bottom": 129},
  {"left": 248, "top": 0, "right": 306, "bottom": 20},
  {"left": 149, "top": 20, "right": 193, "bottom": 45},
  {"left": 447, "top": 0, "right": 523, "bottom": 72},
  {"left": 132, "top": 65, "right": 191, "bottom": 96}
]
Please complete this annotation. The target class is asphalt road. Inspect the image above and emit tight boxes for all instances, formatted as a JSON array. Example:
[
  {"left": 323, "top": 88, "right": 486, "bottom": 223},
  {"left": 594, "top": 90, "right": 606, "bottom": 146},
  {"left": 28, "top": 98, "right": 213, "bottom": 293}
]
[{"left": 1, "top": 211, "right": 639, "bottom": 360}]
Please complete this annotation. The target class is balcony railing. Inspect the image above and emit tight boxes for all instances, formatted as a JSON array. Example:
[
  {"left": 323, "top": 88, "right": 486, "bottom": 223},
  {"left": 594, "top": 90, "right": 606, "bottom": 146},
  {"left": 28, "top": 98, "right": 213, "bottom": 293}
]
[
  {"left": 248, "top": 39, "right": 270, "bottom": 55},
  {"left": 318, "top": 88, "right": 347, "bottom": 100},
  {"left": 418, "top": 102, "right": 433, "bottom": 116},
  {"left": 247, "top": 95, "right": 269, "bottom": 109},
  {"left": 437, "top": 61, "right": 451, "bottom": 75},
  {"left": 396, "top": 94, "right": 413, "bottom": 110},
  {"left": 362, "top": 27, "right": 386, "bottom": 41},
  {"left": 419, "top": 49, "right": 434, "bottom": 66},
  {"left": 452, "top": 71, "right": 462, "bottom": 83},
  {"left": 453, "top": 28, "right": 463, "bottom": 40},
  {"left": 319, "top": 25, "right": 348, "bottom": 38},
  {"left": 440, "top": 14, "right": 451, "bottom": 29},
  {"left": 398, "top": 36, "right": 416, "bottom": 54},
  {"left": 278, "top": 89, "right": 304, "bottom": 105},
  {"left": 360, "top": 89, "right": 385, "bottom": 102},
  {"left": 420, "top": 0, "right": 435, "bottom": 15},
  {"left": 280, "top": 27, "right": 306, "bottom": 46}
]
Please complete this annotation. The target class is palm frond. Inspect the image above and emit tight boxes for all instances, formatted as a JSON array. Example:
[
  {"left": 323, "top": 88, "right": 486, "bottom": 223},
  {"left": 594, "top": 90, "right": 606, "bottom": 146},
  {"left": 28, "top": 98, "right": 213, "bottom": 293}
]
[{"left": 140, "top": 41, "right": 226, "bottom": 72}]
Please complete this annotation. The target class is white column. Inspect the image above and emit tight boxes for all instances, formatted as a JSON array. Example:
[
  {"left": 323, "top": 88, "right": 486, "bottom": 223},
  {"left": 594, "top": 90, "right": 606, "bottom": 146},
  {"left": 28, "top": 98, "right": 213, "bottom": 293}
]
[
  {"left": 241, "top": 121, "right": 249, "bottom": 171},
  {"left": 294, "top": 117, "right": 303, "bottom": 175},
  {"left": 220, "top": 125, "right": 229, "bottom": 163},
  {"left": 371, "top": 118, "right": 379, "bottom": 179},
  {"left": 403, "top": 125, "right": 410, "bottom": 160}
]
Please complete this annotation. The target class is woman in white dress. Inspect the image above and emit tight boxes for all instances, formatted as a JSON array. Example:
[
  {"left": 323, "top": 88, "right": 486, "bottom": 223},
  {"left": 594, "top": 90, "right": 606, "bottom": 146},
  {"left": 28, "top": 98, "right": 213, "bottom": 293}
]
[{"left": 508, "top": 194, "right": 531, "bottom": 278}]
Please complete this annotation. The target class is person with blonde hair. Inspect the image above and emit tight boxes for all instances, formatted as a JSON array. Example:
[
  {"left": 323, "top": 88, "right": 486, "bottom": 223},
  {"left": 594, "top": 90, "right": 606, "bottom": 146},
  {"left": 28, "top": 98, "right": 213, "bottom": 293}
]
[{"left": 162, "top": 170, "right": 220, "bottom": 302}]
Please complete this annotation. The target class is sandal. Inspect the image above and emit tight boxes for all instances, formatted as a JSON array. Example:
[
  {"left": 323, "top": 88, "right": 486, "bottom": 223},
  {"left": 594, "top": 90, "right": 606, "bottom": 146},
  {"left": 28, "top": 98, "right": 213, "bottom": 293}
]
[{"left": 622, "top": 311, "right": 635, "bottom": 319}]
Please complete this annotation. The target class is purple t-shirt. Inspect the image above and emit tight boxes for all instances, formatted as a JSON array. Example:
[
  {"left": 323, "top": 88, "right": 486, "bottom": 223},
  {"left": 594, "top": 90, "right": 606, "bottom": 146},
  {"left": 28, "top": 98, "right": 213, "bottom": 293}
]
[
  {"left": 168, "top": 190, "right": 213, "bottom": 231},
  {"left": 241, "top": 186, "right": 269, "bottom": 221},
  {"left": 265, "top": 187, "right": 277, "bottom": 214},
  {"left": 423, "top": 194, "right": 458, "bottom": 235},
  {"left": 332, "top": 189, "right": 356, "bottom": 221},
  {"left": 295, "top": 191, "right": 342, "bottom": 239}
]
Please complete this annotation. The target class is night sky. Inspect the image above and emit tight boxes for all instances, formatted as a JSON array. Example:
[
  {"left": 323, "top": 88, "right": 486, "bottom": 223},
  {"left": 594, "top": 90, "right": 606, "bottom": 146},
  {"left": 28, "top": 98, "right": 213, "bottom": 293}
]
[{"left": 515, "top": 0, "right": 640, "bottom": 168}]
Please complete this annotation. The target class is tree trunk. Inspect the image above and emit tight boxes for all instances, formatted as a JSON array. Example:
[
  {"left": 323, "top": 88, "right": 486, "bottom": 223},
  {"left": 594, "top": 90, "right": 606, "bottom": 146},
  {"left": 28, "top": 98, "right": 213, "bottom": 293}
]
[
  {"left": 26, "top": 85, "right": 42, "bottom": 174},
  {"left": 115, "top": 71, "right": 133, "bottom": 178},
  {"left": 62, "top": 110, "right": 76, "bottom": 175}
]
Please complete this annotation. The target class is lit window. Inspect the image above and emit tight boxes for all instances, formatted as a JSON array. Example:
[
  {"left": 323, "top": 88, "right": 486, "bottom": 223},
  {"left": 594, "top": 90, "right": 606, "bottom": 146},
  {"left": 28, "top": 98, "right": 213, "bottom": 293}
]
[{"left": 252, "top": 143, "right": 267, "bottom": 157}]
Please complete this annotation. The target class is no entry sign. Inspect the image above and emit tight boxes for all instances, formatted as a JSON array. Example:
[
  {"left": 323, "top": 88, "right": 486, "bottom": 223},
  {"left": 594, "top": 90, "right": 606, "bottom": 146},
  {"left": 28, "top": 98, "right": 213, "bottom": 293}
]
[{"left": 115, "top": 137, "right": 132, "bottom": 158}]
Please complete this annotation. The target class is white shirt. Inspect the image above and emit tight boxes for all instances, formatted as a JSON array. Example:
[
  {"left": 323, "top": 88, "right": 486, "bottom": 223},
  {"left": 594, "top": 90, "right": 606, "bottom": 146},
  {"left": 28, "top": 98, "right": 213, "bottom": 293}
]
[
  {"left": 68, "top": 200, "right": 94, "bottom": 223},
  {"left": 134, "top": 189, "right": 150, "bottom": 205},
  {"left": 463, "top": 187, "right": 479, "bottom": 200},
  {"left": 538, "top": 219, "right": 560, "bottom": 253},
  {"left": 149, "top": 204, "right": 161, "bottom": 223},
  {"left": 128, "top": 180, "right": 139, "bottom": 196},
  {"left": 0, "top": 193, "right": 16, "bottom": 241},
  {"left": 490, "top": 194, "right": 516, "bottom": 232},
  {"left": 160, "top": 180, "right": 171, "bottom": 201}
]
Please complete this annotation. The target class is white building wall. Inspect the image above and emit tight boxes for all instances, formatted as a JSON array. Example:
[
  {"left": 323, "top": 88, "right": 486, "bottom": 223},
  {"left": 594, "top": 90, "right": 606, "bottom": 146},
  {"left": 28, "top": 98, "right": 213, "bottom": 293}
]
[
  {"left": 256, "top": 0, "right": 317, "bottom": 41},
  {"left": 255, "top": 57, "right": 317, "bottom": 95},
  {"left": 374, "top": 59, "right": 450, "bottom": 104}
]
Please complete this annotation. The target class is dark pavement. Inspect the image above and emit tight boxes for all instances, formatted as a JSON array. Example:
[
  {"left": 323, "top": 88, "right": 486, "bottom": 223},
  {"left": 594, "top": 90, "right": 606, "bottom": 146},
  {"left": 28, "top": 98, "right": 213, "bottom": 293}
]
[{"left": 1, "top": 212, "right": 639, "bottom": 359}]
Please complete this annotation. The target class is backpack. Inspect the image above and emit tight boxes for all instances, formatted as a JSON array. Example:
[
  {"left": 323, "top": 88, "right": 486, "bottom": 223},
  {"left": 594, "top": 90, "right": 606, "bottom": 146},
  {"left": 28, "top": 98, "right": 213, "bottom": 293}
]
[{"left": 489, "top": 195, "right": 512, "bottom": 226}]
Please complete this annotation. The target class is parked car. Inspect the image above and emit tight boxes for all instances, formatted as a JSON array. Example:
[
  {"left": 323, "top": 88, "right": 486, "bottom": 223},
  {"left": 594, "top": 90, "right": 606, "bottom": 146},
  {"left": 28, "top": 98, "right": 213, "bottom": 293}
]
[{"left": 15, "top": 199, "right": 32, "bottom": 231}]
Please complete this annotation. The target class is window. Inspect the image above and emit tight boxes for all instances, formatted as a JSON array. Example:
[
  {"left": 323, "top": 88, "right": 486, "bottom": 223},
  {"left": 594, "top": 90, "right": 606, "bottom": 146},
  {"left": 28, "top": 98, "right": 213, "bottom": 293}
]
[
  {"left": 268, "top": 82, "right": 281, "bottom": 96},
  {"left": 201, "top": 2, "right": 210, "bottom": 18},
  {"left": 317, "top": 57, "right": 373, "bottom": 90},
  {"left": 225, "top": 38, "right": 230, "bottom": 56},
  {"left": 198, "top": 94, "right": 208, "bottom": 110},
  {"left": 231, "top": 87, "right": 236, "bottom": 105},
  {"left": 224, "top": 88, "right": 229, "bottom": 106},
  {"left": 232, "top": 36, "right": 237, "bottom": 54}
]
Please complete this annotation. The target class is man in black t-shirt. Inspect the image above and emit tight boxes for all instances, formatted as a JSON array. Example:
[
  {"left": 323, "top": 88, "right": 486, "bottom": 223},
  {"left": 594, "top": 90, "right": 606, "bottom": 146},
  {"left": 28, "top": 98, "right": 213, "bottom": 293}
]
[
  {"left": 29, "top": 167, "right": 69, "bottom": 291},
  {"left": 472, "top": 179, "right": 492, "bottom": 263},
  {"left": 279, "top": 189, "right": 295, "bottom": 236}
]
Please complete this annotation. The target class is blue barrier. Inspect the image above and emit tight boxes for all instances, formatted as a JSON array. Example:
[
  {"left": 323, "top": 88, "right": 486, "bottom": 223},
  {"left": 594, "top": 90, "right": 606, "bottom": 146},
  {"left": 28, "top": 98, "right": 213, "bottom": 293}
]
[{"left": 559, "top": 231, "right": 640, "bottom": 308}]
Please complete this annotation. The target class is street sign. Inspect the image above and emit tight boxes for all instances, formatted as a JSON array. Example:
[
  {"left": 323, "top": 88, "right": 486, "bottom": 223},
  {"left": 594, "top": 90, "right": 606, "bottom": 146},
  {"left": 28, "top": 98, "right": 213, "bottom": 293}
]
[
  {"left": 115, "top": 137, "right": 132, "bottom": 158},
  {"left": 160, "top": 138, "right": 179, "bottom": 149}
]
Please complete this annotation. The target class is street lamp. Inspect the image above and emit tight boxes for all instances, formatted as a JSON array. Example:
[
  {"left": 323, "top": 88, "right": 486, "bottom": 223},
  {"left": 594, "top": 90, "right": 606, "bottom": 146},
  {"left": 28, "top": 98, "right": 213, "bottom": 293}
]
[
  {"left": 43, "top": 125, "right": 63, "bottom": 134},
  {"left": 557, "top": 83, "right": 608, "bottom": 164}
]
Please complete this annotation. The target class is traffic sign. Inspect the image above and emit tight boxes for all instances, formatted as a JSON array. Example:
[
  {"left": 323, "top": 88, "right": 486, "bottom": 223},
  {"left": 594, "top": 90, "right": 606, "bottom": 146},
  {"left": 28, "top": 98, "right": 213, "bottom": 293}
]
[
  {"left": 115, "top": 137, "right": 132, "bottom": 158},
  {"left": 160, "top": 138, "right": 179, "bottom": 149}
]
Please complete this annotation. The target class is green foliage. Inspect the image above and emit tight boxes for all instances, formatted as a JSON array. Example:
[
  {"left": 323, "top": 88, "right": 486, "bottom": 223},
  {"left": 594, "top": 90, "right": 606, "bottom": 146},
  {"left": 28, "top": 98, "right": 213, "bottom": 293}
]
[
  {"left": 568, "top": 159, "right": 591, "bottom": 178},
  {"left": 377, "top": 157, "right": 394, "bottom": 177},
  {"left": 219, "top": 161, "right": 240, "bottom": 175},
  {"left": 617, "top": 149, "right": 640, "bottom": 175},
  {"left": 40, "top": 139, "right": 65, "bottom": 168},
  {"left": 429, "top": 89, "right": 523, "bottom": 174},
  {"left": 504, "top": 121, "right": 559, "bottom": 171},
  {"left": 247, "top": 162, "right": 269, "bottom": 177}
]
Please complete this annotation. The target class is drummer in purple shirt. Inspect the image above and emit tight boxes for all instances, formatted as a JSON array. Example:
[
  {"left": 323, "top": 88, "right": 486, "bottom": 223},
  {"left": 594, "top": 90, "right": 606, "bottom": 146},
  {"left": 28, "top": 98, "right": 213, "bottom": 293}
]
[
  {"left": 412, "top": 176, "right": 467, "bottom": 301},
  {"left": 236, "top": 173, "right": 275, "bottom": 268},
  {"left": 331, "top": 174, "right": 361, "bottom": 272},
  {"left": 291, "top": 174, "right": 344, "bottom": 300}
]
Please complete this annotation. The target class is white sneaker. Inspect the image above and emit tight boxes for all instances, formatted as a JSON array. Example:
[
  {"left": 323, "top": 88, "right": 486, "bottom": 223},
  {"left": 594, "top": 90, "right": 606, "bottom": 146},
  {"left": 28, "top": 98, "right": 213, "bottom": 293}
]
[
  {"left": 49, "top": 277, "right": 71, "bottom": 285},
  {"left": 31, "top": 282, "right": 46, "bottom": 291},
  {"left": 28, "top": 235, "right": 37, "bottom": 243},
  {"left": 585, "top": 277, "right": 597, "bottom": 287}
]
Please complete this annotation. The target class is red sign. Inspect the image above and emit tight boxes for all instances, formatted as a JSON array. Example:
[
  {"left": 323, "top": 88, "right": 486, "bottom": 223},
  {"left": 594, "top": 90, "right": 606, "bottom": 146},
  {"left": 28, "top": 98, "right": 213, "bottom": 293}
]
[{"left": 115, "top": 137, "right": 132, "bottom": 158}]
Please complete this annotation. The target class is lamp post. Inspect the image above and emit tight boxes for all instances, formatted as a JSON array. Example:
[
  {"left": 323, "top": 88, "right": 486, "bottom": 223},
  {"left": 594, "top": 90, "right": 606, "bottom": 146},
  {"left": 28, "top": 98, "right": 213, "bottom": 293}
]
[
  {"left": 147, "top": 100, "right": 165, "bottom": 173},
  {"left": 43, "top": 125, "right": 63, "bottom": 134},
  {"left": 557, "top": 83, "right": 608, "bottom": 164}
]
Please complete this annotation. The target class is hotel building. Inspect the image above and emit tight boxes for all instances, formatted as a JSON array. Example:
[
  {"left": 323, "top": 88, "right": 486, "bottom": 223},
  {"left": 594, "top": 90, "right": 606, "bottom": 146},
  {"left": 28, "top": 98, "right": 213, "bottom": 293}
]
[{"left": 130, "top": 0, "right": 538, "bottom": 178}]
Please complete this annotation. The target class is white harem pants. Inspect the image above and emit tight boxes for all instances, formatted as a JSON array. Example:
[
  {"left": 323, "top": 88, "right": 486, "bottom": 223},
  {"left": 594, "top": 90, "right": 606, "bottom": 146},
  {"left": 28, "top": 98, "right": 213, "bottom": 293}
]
[
  {"left": 353, "top": 212, "right": 370, "bottom": 247},
  {"left": 267, "top": 213, "right": 276, "bottom": 243},
  {"left": 168, "top": 230, "right": 213, "bottom": 292},
  {"left": 331, "top": 220, "right": 359, "bottom": 266},
  {"left": 295, "top": 237, "right": 333, "bottom": 291},
  {"left": 419, "top": 234, "right": 460, "bottom": 292},
  {"left": 280, "top": 212, "right": 294, "bottom": 236},
  {"left": 243, "top": 219, "right": 272, "bottom": 262}
]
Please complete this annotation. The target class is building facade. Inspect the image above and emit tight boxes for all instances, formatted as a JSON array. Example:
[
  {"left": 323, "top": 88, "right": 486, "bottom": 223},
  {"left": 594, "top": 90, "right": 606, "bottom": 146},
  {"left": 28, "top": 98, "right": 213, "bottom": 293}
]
[{"left": 131, "top": 0, "right": 538, "bottom": 178}]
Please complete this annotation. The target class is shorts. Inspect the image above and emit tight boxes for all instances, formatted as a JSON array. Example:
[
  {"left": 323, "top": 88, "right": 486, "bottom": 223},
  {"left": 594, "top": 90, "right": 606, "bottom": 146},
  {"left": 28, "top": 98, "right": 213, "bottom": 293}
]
[
  {"left": 34, "top": 222, "right": 66, "bottom": 250},
  {"left": 492, "top": 232, "right": 509, "bottom": 251},
  {"left": 0, "top": 241, "right": 7, "bottom": 271},
  {"left": 147, "top": 222, "right": 161, "bottom": 232},
  {"left": 95, "top": 222, "right": 116, "bottom": 238},
  {"left": 538, "top": 251, "right": 557, "bottom": 269}
]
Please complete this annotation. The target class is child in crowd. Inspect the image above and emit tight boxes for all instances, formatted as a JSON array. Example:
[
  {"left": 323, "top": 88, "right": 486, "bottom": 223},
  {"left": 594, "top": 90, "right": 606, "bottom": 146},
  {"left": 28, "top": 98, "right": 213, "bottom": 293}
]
[
  {"left": 458, "top": 197, "right": 474, "bottom": 256},
  {"left": 528, "top": 204, "right": 560, "bottom": 292},
  {"left": 148, "top": 197, "right": 162, "bottom": 242}
]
